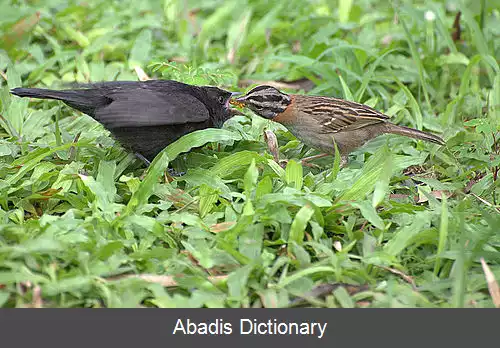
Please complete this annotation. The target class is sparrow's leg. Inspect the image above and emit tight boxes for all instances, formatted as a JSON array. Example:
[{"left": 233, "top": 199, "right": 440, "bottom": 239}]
[
  {"left": 340, "top": 155, "right": 348, "bottom": 168},
  {"left": 300, "top": 153, "right": 330, "bottom": 163},
  {"left": 300, "top": 153, "right": 348, "bottom": 168}
]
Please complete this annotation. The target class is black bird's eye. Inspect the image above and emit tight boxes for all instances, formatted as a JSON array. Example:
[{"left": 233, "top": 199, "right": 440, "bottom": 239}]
[{"left": 218, "top": 96, "right": 225, "bottom": 104}]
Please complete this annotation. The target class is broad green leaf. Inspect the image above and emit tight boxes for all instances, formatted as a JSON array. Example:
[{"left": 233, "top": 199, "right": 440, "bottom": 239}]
[
  {"left": 384, "top": 212, "right": 431, "bottom": 256},
  {"left": 178, "top": 169, "right": 232, "bottom": 198},
  {"left": 288, "top": 204, "right": 314, "bottom": 245},
  {"left": 434, "top": 195, "right": 449, "bottom": 275},
  {"left": 197, "top": 1, "right": 239, "bottom": 47},
  {"left": 285, "top": 160, "right": 303, "bottom": 190},
  {"left": 97, "top": 160, "right": 117, "bottom": 201},
  {"left": 401, "top": 18, "right": 432, "bottom": 112},
  {"left": 372, "top": 149, "right": 393, "bottom": 207},
  {"left": 225, "top": 9, "right": 252, "bottom": 64},
  {"left": 266, "top": 159, "right": 286, "bottom": 179},
  {"left": 160, "top": 128, "right": 241, "bottom": 163},
  {"left": 351, "top": 201, "right": 385, "bottom": 230},
  {"left": 326, "top": 139, "right": 341, "bottom": 183},
  {"left": 244, "top": 158, "right": 258, "bottom": 193},
  {"left": 239, "top": 223, "right": 263, "bottom": 260},
  {"left": 211, "top": 151, "right": 264, "bottom": 178},
  {"left": 338, "top": 146, "right": 386, "bottom": 201},
  {"left": 78, "top": 174, "right": 114, "bottom": 212},
  {"left": 6, "top": 142, "right": 80, "bottom": 187},
  {"left": 338, "top": 0, "right": 353, "bottom": 23},
  {"left": 255, "top": 175, "right": 273, "bottom": 200},
  {"left": 198, "top": 184, "right": 219, "bottom": 218},
  {"left": 334, "top": 286, "right": 355, "bottom": 308},
  {"left": 394, "top": 79, "right": 424, "bottom": 130},
  {"left": 338, "top": 73, "right": 354, "bottom": 101},
  {"left": 61, "top": 23, "right": 90, "bottom": 47},
  {"left": 278, "top": 266, "right": 335, "bottom": 288},
  {"left": 227, "top": 264, "right": 253, "bottom": 300},
  {"left": 125, "top": 152, "right": 169, "bottom": 215},
  {"left": 129, "top": 29, "right": 152, "bottom": 69}
]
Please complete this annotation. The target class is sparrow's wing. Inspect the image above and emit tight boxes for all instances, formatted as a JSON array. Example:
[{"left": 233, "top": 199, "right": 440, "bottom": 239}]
[
  {"left": 308, "top": 97, "right": 389, "bottom": 134},
  {"left": 94, "top": 89, "right": 210, "bottom": 129}
]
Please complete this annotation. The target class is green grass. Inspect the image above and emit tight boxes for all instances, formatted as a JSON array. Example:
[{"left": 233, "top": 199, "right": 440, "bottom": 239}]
[{"left": 0, "top": 0, "right": 499, "bottom": 308}]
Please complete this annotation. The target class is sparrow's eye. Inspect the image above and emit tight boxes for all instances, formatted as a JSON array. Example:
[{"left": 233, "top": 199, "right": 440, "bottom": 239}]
[{"left": 218, "top": 96, "right": 225, "bottom": 104}]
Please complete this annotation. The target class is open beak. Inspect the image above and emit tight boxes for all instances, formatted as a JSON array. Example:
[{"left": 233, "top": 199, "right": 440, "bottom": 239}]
[{"left": 228, "top": 91, "right": 246, "bottom": 115}]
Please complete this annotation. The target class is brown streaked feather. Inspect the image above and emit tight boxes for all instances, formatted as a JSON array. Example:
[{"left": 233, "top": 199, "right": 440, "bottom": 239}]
[
  {"left": 292, "top": 95, "right": 389, "bottom": 133},
  {"left": 234, "top": 85, "right": 445, "bottom": 158}
]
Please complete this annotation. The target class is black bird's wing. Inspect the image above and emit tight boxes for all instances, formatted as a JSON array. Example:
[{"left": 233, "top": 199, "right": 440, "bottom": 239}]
[{"left": 94, "top": 89, "right": 210, "bottom": 129}]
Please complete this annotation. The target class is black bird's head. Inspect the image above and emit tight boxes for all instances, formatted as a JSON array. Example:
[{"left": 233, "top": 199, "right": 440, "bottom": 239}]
[
  {"left": 200, "top": 86, "right": 243, "bottom": 127},
  {"left": 233, "top": 85, "right": 291, "bottom": 120}
]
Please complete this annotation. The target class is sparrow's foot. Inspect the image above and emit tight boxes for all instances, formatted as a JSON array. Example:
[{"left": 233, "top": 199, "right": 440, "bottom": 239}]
[{"left": 339, "top": 155, "right": 348, "bottom": 168}]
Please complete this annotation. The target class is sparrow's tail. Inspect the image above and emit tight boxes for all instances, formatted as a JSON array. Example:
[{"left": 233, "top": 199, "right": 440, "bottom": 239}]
[
  {"left": 385, "top": 124, "right": 445, "bottom": 145},
  {"left": 10, "top": 87, "right": 109, "bottom": 116}
]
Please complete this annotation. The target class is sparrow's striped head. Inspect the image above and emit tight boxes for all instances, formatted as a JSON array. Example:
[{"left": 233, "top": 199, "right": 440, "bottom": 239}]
[{"left": 235, "top": 85, "right": 291, "bottom": 119}]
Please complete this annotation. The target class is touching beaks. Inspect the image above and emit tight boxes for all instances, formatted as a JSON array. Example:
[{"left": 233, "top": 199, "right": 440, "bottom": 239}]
[
  {"left": 229, "top": 91, "right": 247, "bottom": 109},
  {"left": 228, "top": 92, "right": 245, "bottom": 115}
]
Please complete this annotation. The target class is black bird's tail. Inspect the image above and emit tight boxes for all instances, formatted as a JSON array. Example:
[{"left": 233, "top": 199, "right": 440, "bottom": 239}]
[{"left": 10, "top": 87, "right": 110, "bottom": 117}]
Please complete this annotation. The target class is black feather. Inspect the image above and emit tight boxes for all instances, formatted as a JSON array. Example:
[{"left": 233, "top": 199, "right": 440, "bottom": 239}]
[{"left": 11, "top": 80, "right": 234, "bottom": 161}]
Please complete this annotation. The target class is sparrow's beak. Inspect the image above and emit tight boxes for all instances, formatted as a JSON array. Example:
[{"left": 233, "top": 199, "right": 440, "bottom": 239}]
[
  {"left": 231, "top": 91, "right": 242, "bottom": 97},
  {"left": 234, "top": 94, "right": 247, "bottom": 103}
]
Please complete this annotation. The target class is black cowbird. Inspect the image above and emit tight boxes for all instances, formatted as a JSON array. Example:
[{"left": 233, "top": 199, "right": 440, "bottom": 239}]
[{"left": 11, "top": 80, "right": 241, "bottom": 163}]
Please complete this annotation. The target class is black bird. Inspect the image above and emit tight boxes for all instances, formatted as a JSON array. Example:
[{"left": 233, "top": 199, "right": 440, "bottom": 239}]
[{"left": 11, "top": 80, "right": 241, "bottom": 163}]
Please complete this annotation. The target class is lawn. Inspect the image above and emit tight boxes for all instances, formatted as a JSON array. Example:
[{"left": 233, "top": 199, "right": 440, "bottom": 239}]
[{"left": 0, "top": 0, "right": 499, "bottom": 308}]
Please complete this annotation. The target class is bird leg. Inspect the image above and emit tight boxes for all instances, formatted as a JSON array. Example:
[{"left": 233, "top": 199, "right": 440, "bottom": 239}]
[
  {"left": 135, "top": 152, "right": 181, "bottom": 182},
  {"left": 300, "top": 153, "right": 330, "bottom": 163},
  {"left": 135, "top": 152, "right": 151, "bottom": 166},
  {"left": 339, "top": 155, "right": 348, "bottom": 168},
  {"left": 283, "top": 153, "right": 333, "bottom": 168},
  {"left": 301, "top": 153, "right": 348, "bottom": 168}
]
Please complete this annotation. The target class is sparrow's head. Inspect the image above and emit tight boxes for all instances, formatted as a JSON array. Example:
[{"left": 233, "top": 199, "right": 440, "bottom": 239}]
[{"left": 233, "top": 85, "right": 291, "bottom": 119}]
